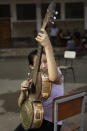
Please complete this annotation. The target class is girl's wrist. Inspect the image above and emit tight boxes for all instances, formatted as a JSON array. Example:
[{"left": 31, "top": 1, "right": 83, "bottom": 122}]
[
  {"left": 45, "top": 42, "right": 52, "bottom": 51},
  {"left": 21, "top": 90, "right": 26, "bottom": 96}
]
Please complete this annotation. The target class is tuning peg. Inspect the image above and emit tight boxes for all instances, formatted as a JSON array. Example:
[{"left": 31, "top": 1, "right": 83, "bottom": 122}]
[
  {"left": 51, "top": 21, "right": 55, "bottom": 24},
  {"left": 49, "top": 18, "right": 55, "bottom": 24},
  {"left": 53, "top": 16, "right": 56, "bottom": 20},
  {"left": 55, "top": 11, "right": 58, "bottom": 15}
]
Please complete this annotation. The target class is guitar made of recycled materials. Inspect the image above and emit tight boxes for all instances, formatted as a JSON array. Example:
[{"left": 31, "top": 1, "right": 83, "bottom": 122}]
[{"left": 20, "top": 1, "right": 57, "bottom": 130}]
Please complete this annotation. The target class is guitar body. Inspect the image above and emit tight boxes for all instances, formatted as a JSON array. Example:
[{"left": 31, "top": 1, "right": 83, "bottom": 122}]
[
  {"left": 20, "top": 71, "right": 51, "bottom": 130},
  {"left": 20, "top": 100, "right": 43, "bottom": 130}
]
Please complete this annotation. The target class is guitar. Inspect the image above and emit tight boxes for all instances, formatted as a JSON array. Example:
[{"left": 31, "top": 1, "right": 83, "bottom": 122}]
[{"left": 20, "top": 1, "right": 57, "bottom": 130}]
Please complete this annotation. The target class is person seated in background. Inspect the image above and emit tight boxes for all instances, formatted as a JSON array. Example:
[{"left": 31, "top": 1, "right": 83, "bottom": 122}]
[
  {"left": 73, "top": 28, "right": 81, "bottom": 42},
  {"left": 77, "top": 36, "right": 87, "bottom": 53},
  {"left": 81, "top": 37, "right": 87, "bottom": 48},
  {"left": 66, "top": 37, "right": 76, "bottom": 51},
  {"left": 56, "top": 29, "right": 65, "bottom": 47}
]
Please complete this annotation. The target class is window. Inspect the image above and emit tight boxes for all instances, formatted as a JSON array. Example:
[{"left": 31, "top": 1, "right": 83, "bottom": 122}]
[
  {"left": 65, "top": 2, "right": 84, "bottom": 19},
  {"left": 41, "top": 3, "right": 60, "bottom": 19},
  {"left": 16, "top": 4, "right": 36, "bottom": 20},
  {"left": 0, "top": 4, "right": 10, "bottom": 17}
]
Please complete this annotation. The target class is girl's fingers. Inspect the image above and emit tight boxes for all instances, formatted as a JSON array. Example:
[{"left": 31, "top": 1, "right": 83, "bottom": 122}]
[
  {"left": 21, "top": 87, "right": 27, "bottom": 91},
  {"left": 35, "top": 37, "right": 43, "bottom": 42},
  {"left": 41, "top": 28, "right": 45, "bottom": 32},
  {"left": 21, "top": 79, "right": 33, "bottom": 91},
  {"left": 36, "top": 35, "right": 42, "bottom": 39},
  {"left": 28, "top": 79, "right": 32, "bottom": 83}
]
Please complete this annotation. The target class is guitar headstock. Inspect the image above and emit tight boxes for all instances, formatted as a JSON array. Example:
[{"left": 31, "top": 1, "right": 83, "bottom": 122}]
[{"left": 42, "top": 0, "right": 58, "bottom": 29}]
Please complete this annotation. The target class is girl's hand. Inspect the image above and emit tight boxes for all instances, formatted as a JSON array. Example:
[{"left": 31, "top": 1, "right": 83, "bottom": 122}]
[
  {"left": 21, "top": 79, "right": 32, "bottom": 94},
  {"left": 35, "top": 29, "right": 51, "bottom": 48}
]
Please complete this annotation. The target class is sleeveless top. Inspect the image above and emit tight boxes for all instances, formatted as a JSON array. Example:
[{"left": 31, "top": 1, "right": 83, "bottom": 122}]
[{"left": 42, "top": 68, "right": 64, "bottom": 125}]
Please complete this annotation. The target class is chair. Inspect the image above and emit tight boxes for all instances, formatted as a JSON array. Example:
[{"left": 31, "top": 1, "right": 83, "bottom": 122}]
[
  {"left": 59, "top": 51, "right": 76, "bottom": 82},
  {"left": 52, "top": 91, "right": 86, "bottom": 131}
]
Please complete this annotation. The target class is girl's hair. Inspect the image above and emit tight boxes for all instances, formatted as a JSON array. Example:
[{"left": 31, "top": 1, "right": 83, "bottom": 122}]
[
  {"left": 28, "top": 49, "right": 37, "bottom": 66},
  {"left": 28, "top": 49, "right": 45, "bottom": 66}
]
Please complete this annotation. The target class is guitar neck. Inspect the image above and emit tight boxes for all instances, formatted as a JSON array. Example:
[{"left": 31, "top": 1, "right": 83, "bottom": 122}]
[
  {"left": 32, "top": 14, "right": 48, "bottom": 86},
  {"left": 33, "top": 45, "right": 43, "bottom": 86},
  {"left": 32, "top": 0, "right": 56, "bottom": 87}
]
